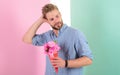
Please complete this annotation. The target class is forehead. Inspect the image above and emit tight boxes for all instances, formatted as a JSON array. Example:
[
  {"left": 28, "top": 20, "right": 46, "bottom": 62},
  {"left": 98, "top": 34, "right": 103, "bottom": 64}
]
[{"left": 46, "top": 9, "right": 60, "bottom": 18}]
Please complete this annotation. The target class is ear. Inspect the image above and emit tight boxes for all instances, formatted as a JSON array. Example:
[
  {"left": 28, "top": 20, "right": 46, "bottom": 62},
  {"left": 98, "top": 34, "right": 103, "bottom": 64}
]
[
  {"left": 45, "top": 18, "right": 49, "bottom": 24},
  {"left": 44, "top": 16, "right": 49, "bottom": 22}
]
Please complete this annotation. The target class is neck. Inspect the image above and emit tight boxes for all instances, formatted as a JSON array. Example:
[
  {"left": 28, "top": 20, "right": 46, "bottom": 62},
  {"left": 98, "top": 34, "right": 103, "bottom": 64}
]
[{"left": 53, "top": 30, "right": 59, "bottom": 37}]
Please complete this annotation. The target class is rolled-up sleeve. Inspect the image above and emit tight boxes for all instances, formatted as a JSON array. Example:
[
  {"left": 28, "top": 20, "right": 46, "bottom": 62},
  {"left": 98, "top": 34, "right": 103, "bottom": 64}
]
[
  {"left": 32, "top": 33, "right": 47, "bottom": 46},
  {"left": 75, "top": 31, "right": 93, "bottom": 60}
]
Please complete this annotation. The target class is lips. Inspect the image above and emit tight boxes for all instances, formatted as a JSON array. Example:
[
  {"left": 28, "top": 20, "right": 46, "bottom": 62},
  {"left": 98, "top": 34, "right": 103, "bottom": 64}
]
[
  {"left": 55, "top": 22, "right": 61, "bottom": 26},
  {"left": 52, "top": 21, "right": 63, "bottom": 30}
]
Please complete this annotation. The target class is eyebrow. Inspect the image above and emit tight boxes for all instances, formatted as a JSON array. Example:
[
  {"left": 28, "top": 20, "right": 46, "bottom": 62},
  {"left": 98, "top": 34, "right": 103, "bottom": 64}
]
[{"left": 49, "top": 13, "right": 60, "bottom": 20}]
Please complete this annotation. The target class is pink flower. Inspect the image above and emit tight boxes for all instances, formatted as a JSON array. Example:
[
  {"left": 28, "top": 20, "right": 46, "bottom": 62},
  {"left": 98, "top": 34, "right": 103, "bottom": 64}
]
[
  {"left": 47, "top": 41, "right": 56, "bottom": 47},
  {"left": 44, "top": 41, "right": 61, "bottom": 55}
]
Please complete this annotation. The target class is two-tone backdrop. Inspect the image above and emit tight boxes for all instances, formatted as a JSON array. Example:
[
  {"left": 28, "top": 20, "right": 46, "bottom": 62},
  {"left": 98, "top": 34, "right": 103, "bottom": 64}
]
[{"left": 0, "top": 0, "right": 120, "bottom": 75}]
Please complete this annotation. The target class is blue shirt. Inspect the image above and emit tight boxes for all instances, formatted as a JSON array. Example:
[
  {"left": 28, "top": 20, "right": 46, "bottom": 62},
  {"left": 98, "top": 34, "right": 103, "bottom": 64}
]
[{"left": 32, "top": 24, "right": 93, "bottom": 75}]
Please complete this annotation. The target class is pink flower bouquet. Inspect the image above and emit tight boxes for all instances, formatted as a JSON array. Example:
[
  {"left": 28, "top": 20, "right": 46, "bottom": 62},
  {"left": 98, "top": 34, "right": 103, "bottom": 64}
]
[{"left": 44, "top": 41, "right": 61, "bottom": 73}]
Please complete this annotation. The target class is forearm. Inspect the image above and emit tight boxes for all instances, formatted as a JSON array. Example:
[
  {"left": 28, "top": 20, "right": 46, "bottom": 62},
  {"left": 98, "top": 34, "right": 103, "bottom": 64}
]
[
  {"left": 23, "top": 17, "right": 45, "bottom": 44},
  {"left": 67, "top": 56, "right": 92, "bottom": 68}
]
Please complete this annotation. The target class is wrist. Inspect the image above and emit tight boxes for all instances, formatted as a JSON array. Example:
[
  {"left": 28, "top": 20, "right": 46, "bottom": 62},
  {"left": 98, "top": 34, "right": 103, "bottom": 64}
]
[{"left": 65, "top": 60, "right": 68, "bottom": 68}]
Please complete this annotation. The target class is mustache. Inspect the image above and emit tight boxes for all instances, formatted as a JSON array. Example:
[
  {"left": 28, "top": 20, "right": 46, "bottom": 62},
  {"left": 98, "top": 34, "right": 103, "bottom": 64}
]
[{"left": 55, "top": 22, "right": 61, "bottom": 26}]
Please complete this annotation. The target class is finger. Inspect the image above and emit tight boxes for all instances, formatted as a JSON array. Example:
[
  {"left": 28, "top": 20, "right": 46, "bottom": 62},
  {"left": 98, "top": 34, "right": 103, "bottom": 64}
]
[
  {"left": 53, "top": 57, "right": 61, "bottom": 60},
  {"left": 52, "top": 63, "right": 58, "bottom": 68},
  {"left": 53, "top": 65, "right": 59, "bottom": 68},
  {"left": 51, "top": 60, "right": 59, "bottom": 64}
]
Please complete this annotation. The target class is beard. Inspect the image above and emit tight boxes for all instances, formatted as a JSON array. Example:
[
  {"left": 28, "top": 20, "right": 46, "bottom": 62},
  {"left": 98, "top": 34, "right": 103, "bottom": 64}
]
[{"left": 52, "top": 21, "right": 63, "bottom": 30}]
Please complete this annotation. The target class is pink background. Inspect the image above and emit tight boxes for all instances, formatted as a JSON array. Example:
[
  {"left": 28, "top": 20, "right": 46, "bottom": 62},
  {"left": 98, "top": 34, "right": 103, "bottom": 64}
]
[{"left": 0, "top": 0, "right": 50, "bottom": 75}]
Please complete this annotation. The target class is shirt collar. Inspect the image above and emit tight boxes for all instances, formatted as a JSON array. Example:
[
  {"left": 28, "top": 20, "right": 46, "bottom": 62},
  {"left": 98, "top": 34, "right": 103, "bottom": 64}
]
[
  {"left": 59, "top": 24, "right": 68, "bottom": 33},
  {"left": 51, "top": 24, "right": 68, "bottom": 37}
]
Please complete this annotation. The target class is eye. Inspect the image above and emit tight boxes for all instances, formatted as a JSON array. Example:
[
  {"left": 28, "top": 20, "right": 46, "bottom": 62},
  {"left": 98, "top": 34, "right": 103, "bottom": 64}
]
[{"left": 50, "top": 18, "right": 54, "bottom": 21}]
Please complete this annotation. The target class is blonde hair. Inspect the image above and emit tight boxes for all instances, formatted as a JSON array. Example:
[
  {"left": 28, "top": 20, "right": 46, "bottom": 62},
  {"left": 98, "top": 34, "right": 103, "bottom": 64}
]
[{"left": 42, "top": 4, "right": 59, "bottom": 19}]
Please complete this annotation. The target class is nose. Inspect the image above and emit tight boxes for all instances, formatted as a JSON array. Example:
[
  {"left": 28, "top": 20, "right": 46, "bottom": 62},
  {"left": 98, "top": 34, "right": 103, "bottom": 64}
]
[{"left": 54, "top": 17, "right": 59, "bottom": 23}]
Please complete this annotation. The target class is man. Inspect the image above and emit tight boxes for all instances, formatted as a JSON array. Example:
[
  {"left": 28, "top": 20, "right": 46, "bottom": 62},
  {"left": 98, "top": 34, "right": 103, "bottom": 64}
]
[{"left": 23, "top": 3, "right": 93, "bottom": 75}]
